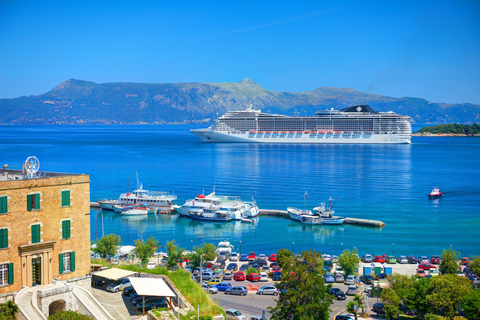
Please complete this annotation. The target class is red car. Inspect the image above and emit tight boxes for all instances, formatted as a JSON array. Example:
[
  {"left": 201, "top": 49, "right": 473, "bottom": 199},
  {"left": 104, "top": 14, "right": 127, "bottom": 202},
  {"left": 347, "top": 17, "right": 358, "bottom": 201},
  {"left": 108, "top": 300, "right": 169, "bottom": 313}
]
[
  {"left": 373, "top": 256, "right": 385, "bottom": 263},
  {"left": 233, "top": 271, "right": 245, "bottom": 281},
  {"left": 268, "top": 254, "right": 277, "bottom": 262},
  {"left": 248, "top": 251, "right": 256, "bottom": 261},
  {"left": 418, "top": 263, "right": 437, "bottom": 270},
  {"left": 430, "top": 255, "right": 440, "bottom": 264},
  {"left": 203, "top": 262, "right": 213, "bottom": 268},
  {"left": 272, "top": 266, "right": 281, "bottom": 273},
  {"left": 461, "top": 257, "right": 470, "bottom": 265},
  {"left": 417, "top": 269, "right": 426, "bottom": 277},
  {"left": 246, "top": 273, "right": 260, "bottom": 282}
]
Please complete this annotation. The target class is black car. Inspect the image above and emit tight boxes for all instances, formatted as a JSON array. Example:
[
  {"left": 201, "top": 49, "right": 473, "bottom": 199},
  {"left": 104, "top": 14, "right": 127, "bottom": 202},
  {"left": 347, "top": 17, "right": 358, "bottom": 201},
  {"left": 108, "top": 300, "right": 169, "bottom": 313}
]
[
  {"left": 373, "top": 303, "right": 385, "bottom": 314},
  {"left": 408, "top": 256, "right": 417, "bottom": 264},
  {"left": 213, "top": 260, "right": 226, "bottom": 269},
  {"left": 360, "top": 274, "right": 374, "bottom": 284},
  {"left": 335, "top": 315, "right": 354, "bottom": 320},
  {"left": 270, "top": 262, "right": 277, "bottom": 268},
  {"left": 329, "top": 288, "right": 346, "bottom": 300},
  {"left": 249, "top": 259, "right": 267, "bottom": 267},
  {"left": 226, "top": 263, "right": 238, "bottom": 271},
  {"left": 239, "top": 264, "right": 249, "bottom": 271}
]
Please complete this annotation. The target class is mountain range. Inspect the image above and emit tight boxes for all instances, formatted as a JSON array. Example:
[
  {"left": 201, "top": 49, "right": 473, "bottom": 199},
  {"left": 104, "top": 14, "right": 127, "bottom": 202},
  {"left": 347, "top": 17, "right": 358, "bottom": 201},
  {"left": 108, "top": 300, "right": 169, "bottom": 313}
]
[{"left": 0, "top": 78, "right": 479, "bottom": 125}]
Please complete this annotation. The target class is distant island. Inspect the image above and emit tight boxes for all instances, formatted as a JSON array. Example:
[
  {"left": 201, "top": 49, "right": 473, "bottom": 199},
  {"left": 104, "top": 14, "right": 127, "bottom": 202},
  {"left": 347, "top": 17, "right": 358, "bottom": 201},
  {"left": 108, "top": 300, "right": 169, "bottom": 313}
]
[
  {"left": 414, "top": 123, "right": 480, "bottom": 136},
  {"left": 1, "top": 78, "right": 479, "bottom": 125}
]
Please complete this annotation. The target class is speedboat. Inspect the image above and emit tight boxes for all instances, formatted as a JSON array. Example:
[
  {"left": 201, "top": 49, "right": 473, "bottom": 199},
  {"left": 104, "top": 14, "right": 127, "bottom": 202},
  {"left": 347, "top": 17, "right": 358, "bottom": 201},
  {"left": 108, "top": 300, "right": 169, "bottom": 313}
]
[
  {"left": 121, "top": 208, "right": 148, "bottom": 216},
  {"left": 428, "top": 187, "right": 443, "bottom": 198},
  {"left": 113, "top": 203, "right": 157, "bottom": 214}
]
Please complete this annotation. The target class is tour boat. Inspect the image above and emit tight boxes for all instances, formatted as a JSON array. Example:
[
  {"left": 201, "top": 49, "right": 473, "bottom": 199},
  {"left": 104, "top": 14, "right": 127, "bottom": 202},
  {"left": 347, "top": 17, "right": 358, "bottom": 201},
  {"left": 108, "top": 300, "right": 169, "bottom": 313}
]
[{"left": 428, "top": 187, "right": 443, "bottom": 198}]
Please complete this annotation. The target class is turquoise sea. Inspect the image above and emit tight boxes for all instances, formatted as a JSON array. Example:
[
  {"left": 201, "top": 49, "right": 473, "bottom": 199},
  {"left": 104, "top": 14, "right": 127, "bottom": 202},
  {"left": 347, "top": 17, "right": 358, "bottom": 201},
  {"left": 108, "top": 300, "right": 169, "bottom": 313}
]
[{"left": 1, "top": 124, "right": 479, "bottom": 257}]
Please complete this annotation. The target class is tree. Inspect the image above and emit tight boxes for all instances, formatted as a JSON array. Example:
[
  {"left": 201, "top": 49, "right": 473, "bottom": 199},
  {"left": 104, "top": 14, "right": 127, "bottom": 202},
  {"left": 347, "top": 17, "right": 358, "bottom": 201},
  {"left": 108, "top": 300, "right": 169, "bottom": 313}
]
[
  {"left": 92, "top": 234, "right": 121, "bottom": 258},
  {"left": 165, "top": 240, "right": 184, "bottom": 269},
  {"left": 269, "top": 250, "right": 333, "bottom": 320},
  {"left": 346, "top": 294, "right": 366, "bottom": 319},
  {"left": 469, "top": 256, "right": 480, "bottom": 276},
  {"left": 338, "top": 248, "right": 360, "bottom": 276},
  {"left": 404, "top": 277, "right": 431, "bottom": 319},
  {"left": 246, "top": 267, "right": 258, "bottom": 275},
  {"left": 276, "top": 248, "right": 293, "bottom": 269},
  {"left": 48, "top": 310, "right": 94, "bottom": 319},
  {"left": 427, "top": 274, "right": 472, "bottom": 320},
  {"left": 133, "top": 236, "right": 159, "bottom": 266},
  {"left": 189, "top": 243, "right": 217, "bottom": 268},
  {"left": 381, "top": 288, "right": 401, "bottom": 320},
  {"left": 440, "top": 247, "right": 460, "bottom": 275},
  {"left": 387, "top": 273, "right": 414, "bottom": 302},
  {"left": 0, "top": 301, "right": 19, "bottom": 320},
  {"left": 462, "top": 289, "right": 480, "bottom": 320}
]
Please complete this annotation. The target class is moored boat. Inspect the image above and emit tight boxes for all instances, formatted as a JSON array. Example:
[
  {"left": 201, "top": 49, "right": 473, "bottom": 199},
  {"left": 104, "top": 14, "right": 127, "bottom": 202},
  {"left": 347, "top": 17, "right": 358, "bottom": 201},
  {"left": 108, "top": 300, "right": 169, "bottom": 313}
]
[
  {"left": 121, "top": 208, "right": 148, "bottom": 216},
  {"left": 299, "top": 215, "right": 323, "bottom": 225}
]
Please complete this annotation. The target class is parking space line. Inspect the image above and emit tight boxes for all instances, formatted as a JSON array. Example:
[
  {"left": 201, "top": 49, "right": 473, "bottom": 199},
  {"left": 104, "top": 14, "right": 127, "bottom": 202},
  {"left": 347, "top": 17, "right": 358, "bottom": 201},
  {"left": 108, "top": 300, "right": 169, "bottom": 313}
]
[
  {"left": 334, "top": 308, "right": 345, "bottom": 319},
  {"left": 331, "top": 307, "right": 339, "bottom": 311}
]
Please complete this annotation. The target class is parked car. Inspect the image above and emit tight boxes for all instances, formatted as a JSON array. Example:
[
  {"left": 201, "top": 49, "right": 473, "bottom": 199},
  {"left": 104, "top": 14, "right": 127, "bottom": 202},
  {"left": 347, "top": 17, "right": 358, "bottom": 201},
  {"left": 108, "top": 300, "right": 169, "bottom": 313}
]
[
  {"left": 225, "top": 308, "right": 247, "bottom": 320},
  {"left": 408, "top": 256, "right": 417, "bottom": 264},
  {"left": 106, "top": 278, "right": 131, "bottom": 292},
  {"left": 249, "top": 259, "right": 267, "bottom": 267},
  {"left": 258, "top": 254, "right": 267, "bottom": 260},
  {"left": 223, "top": 271, "right": 233, "bottom": 280},
  {"left": 335, "top": 274, "right": 345, "bottom": 283},
  {"left": 214, "top": 282, "right": 232, "bottom": 292},
  {"left": 225, "top": 286, "right": 248, "bottom": 296},
  {"left": 146, "top": 261, "right": 156, "bottom": 269},
  {"left": 273, "top": 271, "right": 282, "bottom": 281},
  {"left": 240, "top": 254, "right": 248, "bottom": 261},
  {"left": 247, "top": 273, "right": 261, "bottom": 282},
  {"left": 259, "top": 272, "right": 269, "bottom": 282},
  {"left": 418, "top": 263, "right": 437, "bottom": 270},
  {"left": 373, "top": 256, "right": 385, "bottom": 263},
  {"left": 335, "top": 315, "right": 354, "bottom": 320},
  {"left": 397, "top": 255, "right": 408, "bottom": 264},
  {"left": 360, "top": 274, "right": 374, "bottom": 284},
  {"left": 345, "top": 275, "right": 358, "bottom": 285},
  {"left": 248, "top": 252, "right": 256, "bottom": 261},
  {"left": 417, "top": 269, "right": 426, "bottom": 277},
  {"left": 346, "top": 285, "right": 359, "bottom": 295},
  {"left": 213, "top": 260, "right": 226, "bottom": 269},
  {"left": 261, "top": 265, "right": 269, "bottom": 272},
  {"left": 207, "top": 278, "right": 222, "bottom": 286},
  {"left": 418, "top": 256, "right": 429, "bottom": 264},
  {"left": 457, "top": 270, "right": 466, "bottom": 277},
  {"left": 386, "top": 255, "right": 396, "bottom": 264},
  {"left": 239, "top": 264, "right": 249, "bottom": 272},
  {"left": 329, "top": 288, "right": 346, "bottom": 300},
  {"left": 373, "top": 303, "right": 385, "bottom": 314},
  {"left": 233, "top": 271, "right": 245, "bottom": 281},
  {"left": 136, "top": 297, "right": 166, "bottom": 311},
  {"left": 335, "top": 266, "right": 344, "bottom": 275},
  {"left": 227, "top": 263, "right": 238, "bottom": 271},
  {"left": 230, "top": 252, "right": 239, "bottom": 261},
  {"left": 250, "top": 316, "right": 267, "bottom": 320},
  {"left": 323, "top": 265, "right": 332, "bottom": 272},
  {"left": 200, "top": 272, "right": 214, "bottom": 281},
  {"left": 272, "top": 266, "right": 281, "bottom": 273},
  {"left": 461, "top": 257, "right": 470, "bottom": 265},
  {"left": 202, "top": 283, "right": 219, "bottom": 294},
  {"left": 324, "top": 273, "right": 335, "bottom": 283},
  {"left": 429, "top": 269, "right": 439, "bottom": 277},
  {"left": 430, "top": 255, "right": 440, "bottom": 264},
  {"left": 257, "top": 285, "right": 279, "bottom": 295},
  {"left": 268, "top": 254, "right": 277, "bottom": 261},
  {"left": 332, "top": 255, "right": 339, "bottom": 263},
  {"left": 322, "top": 254, "right": 332, "bottom": 261},
  {"left": 362, "top": 254, "right": 373, "bottom": 263},
  {"left": 375, "top": 273, "right": 388, "bottom": 280},
  {"left": 218, "top": 253, "right": 229, "bottom": 261}
]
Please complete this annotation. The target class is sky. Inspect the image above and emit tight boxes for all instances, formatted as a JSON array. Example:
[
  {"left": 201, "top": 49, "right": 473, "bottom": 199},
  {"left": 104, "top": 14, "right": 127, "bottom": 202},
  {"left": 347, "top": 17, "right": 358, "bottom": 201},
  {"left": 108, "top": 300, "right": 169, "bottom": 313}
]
[{"left": 1, "top": 0, "right": 479, "bottom": 104}]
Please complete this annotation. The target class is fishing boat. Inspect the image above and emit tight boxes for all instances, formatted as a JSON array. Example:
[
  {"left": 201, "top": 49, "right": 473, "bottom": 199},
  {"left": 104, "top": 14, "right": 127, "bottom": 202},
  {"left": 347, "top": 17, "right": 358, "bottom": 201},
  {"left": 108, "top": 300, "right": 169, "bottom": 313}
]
[
  {"left": 428, "top": 187, "right": 443, "bottom": 198},
  {"left": 312, "top": 197, "right": 345, "bottom": 225},
  {"left": 288, "top": 207, "right": 313, "bottom": 221},
  {"left": 299, "top": 215, "right": 323, "bottom": 225}
]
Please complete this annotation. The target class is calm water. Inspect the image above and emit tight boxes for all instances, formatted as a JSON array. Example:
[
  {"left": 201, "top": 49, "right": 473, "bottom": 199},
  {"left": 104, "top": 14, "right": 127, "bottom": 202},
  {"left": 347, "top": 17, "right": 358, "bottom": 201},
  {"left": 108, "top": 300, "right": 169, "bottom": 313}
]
[{"left": 1, "top": 124, "right": 479, "bottom": 257}]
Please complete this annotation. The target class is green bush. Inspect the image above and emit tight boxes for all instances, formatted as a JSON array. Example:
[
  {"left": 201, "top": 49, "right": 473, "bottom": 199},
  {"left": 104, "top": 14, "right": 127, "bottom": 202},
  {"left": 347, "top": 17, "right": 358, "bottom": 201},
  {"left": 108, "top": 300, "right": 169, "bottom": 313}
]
[
  {"left": 424, "top": 314, "right": 441, "bottom": 320},
  {"left": 48, "top": 311, "right": 94, "bottom": 320},
  {"left": 246, "top": 267, "right": 258, "bottom": 275}
]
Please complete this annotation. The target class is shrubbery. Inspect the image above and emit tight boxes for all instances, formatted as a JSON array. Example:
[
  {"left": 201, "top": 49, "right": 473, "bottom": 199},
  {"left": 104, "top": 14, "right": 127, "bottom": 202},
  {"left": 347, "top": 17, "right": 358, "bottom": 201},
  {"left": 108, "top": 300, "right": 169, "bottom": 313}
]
[{"left": 47, "top": 311, "right": 94, "bottom": 320}]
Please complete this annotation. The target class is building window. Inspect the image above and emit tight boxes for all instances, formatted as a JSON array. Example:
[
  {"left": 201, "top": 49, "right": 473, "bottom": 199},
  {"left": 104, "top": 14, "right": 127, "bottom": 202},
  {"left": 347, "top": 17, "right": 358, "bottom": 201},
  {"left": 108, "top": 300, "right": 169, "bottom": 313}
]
[
  {"left": 0, "top": 228, "right": 7, "bottom": 249},
  {"left": 62, "top": 220, "right": 71, "bottom": 239},
  {"left": 0, "top": 196, "right": 7, "bottom": 214},
  {"left": 0, "top": 263, "right": 13, "bottom": 285},
  {"left": 59, "top": 252, "right": 75, "bottom": 274},
  {"left": 27, "top": 193, "right": 40, "bottom": 211},
  {"left": 31, "top": 224, "right": 41, "bottom": 243},
  {"left": 61, "top": 190, "right": 71, "bottom": 207}
]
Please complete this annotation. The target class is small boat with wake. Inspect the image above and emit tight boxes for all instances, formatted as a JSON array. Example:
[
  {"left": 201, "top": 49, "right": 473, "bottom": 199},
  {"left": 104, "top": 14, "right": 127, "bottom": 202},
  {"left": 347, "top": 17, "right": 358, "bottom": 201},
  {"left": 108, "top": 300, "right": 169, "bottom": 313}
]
[{"left": 428, "top": 187, "right": 443, "bottom": 199}]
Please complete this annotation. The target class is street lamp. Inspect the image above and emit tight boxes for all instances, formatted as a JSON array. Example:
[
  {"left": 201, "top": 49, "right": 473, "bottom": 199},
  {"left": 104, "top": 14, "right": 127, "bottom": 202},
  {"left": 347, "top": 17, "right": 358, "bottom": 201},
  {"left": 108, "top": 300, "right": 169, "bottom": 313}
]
[
  {"left": 191, "top": 240, "right": 193, "bottom": 252},
  {"left": 293, "top": 242, "right": 295, "bottom": 253},
  {"left": 392, "top": 243, "right": 394, "bottom": 256},
  {"left": 341, "top": 242, "right": 343, "bottom": 253},
  {"left": 240, "top": 240, "right": 242, "bottom": 256}
]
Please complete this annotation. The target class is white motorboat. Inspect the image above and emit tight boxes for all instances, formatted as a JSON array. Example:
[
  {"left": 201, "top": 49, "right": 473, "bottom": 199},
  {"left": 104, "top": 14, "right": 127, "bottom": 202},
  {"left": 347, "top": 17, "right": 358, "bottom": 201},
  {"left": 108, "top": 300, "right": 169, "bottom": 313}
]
[
  {"left": 121, "top": 208, "right": 147, "bottom": 216},
  {"left": 288, "top": 207, "right": 313, "bottom": 221},
  {"left": 215, "top": 241, "right": 234, "bottom": 254},
  {"left": 299, "top": 215, "right": 323, "bottom": 225}
]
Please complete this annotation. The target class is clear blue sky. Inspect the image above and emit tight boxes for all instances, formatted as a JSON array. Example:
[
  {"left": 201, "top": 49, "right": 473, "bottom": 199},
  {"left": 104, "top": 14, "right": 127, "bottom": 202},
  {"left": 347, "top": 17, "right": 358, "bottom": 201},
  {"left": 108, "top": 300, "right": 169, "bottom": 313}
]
[{"left": 1, "top": 0, "right": 479, "bottom": 104}]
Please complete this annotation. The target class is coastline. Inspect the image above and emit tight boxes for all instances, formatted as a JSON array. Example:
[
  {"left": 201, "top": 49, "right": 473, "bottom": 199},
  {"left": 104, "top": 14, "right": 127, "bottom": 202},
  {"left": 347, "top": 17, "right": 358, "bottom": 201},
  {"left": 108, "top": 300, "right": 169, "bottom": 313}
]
[{"left": 413, "top": 133, "right": 480, "bottom": 137}]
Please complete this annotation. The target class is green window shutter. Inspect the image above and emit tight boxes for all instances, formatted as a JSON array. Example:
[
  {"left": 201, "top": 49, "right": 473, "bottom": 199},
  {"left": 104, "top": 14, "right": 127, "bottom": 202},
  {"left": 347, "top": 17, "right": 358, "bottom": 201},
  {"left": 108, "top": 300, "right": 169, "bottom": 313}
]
[
  {"left": 8, "top": 263, "right": 14, "bottom": 284},
  {"left": 0, "top": 196, "right": 7, "bottom": 214},
  {"left": 27, "top": 194, "right": 32, "bottom": 211},
  {"left": 59, "top": 254, "right": 63, "bottom": 274},
  {"left": 34, "top": 194, "right": 40, "bottom": 209},
  {"left": 70, "top": 252, "right": 75, "bottom": 272},
  {"left": 62, "top": 190, "right": 70, "bottom": 207},
  {"left": 62, "top": 220, "right": 70, "bottom": 239},
  {"left": 0, "top": 229, "right": 7, "bottom": 249},
  {"left": 32, "top": 225, "right": 40, "bottom": 243}
]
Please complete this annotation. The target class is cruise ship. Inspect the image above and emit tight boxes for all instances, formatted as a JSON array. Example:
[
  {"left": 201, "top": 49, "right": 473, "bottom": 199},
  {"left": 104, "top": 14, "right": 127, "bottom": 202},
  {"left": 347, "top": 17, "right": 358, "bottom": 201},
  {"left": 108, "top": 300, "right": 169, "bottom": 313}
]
[{"left": 190, "top": 105, "right": 412, "bottom": 144}]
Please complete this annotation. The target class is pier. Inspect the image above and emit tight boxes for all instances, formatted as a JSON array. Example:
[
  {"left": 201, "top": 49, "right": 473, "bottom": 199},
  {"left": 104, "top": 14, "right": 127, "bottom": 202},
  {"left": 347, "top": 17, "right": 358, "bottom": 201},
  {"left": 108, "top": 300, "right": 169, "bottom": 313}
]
[{"left": 90, "top": 203, "right": 385, "bottom": 227}]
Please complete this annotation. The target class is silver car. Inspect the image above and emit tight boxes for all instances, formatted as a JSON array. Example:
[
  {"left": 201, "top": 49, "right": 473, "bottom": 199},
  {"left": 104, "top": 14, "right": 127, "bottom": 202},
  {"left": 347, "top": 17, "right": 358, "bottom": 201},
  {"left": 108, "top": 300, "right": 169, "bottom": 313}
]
[
  {"left": 256, "top": 285, "right": 278, "bottom": 295},
  {"left": 345, "top": 275, "right": 358, "bottom": 285},
  {"left": 223, "top": 271, "right": 233, "bottom": 280},
  {"left": 346, "top": 285, "right": 359, "bottom": 295},
  {"left": 202, "top": 283, "right": 218, "bottom": 294},
  {"left": 106, "top": 278, "right": 131, "bottom": 292},
  {"left": 226, "top": 309, "right": 246, "bottom": 320},
  {"left": 397, "top": 255, "right": 408, "bottom": 264},
  {"left": 335, "top": 274, "right": 345, "bottom": 283},
  {"left": 230, "top": 253, "right": 239, "bottom": 261}
]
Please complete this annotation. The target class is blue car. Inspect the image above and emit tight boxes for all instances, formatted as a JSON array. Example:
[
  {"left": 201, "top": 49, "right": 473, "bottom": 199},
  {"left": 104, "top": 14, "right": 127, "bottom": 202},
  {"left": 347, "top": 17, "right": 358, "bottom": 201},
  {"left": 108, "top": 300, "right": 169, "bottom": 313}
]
[
  {"left": 136, "top": 297, "right": 166, "bottom": 311},
  {"left": 324, "top": 273, "right": 335, "bottom": 283},
  {"left": 240, "top": 254, "right": 248, "bottom": 261},
  {"left": 214, "top": 282, "right": 232, "bottom": 292}
]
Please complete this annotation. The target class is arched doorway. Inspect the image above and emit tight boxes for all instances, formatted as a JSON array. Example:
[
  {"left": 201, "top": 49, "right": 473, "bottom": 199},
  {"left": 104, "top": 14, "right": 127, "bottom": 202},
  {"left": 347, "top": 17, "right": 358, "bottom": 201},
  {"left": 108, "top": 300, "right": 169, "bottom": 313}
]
[{"left": 48, "top": 299, "right": 66, "bottom": 316}]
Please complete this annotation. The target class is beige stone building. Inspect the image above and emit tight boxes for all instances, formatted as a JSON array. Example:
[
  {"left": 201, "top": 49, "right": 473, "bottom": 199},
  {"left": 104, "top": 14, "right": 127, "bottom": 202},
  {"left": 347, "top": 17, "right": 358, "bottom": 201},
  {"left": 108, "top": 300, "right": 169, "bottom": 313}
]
[{"left": 0, "top": 166, "right": 91, "bottom": 296}]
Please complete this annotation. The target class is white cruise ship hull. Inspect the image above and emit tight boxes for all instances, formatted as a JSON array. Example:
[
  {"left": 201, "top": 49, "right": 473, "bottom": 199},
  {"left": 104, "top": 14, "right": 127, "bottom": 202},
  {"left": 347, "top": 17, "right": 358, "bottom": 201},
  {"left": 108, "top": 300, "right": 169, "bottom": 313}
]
[{"left": 191, "top": 129, "right": 411, "bottom": 144}]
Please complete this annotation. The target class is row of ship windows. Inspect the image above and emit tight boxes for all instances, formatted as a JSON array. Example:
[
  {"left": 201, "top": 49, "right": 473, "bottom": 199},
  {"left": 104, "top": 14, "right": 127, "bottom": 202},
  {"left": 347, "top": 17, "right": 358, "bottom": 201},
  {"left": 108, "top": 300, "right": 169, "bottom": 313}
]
[
  {"left": 0, "top": 190, "right": 72, "bottom": 214},
  {"left": 0, "top": 252, "right": 75, "bottom": 287}
]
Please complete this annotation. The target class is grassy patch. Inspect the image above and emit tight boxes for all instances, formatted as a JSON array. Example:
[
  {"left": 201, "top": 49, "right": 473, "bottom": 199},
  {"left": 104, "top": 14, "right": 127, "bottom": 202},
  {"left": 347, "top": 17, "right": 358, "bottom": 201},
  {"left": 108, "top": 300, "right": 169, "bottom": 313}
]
[
  {"left": 117, "top": 264, "right": 225, "bottom": 318},
  {"left": 90, "top": 258, "right": 110, "bottom": 267}
]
